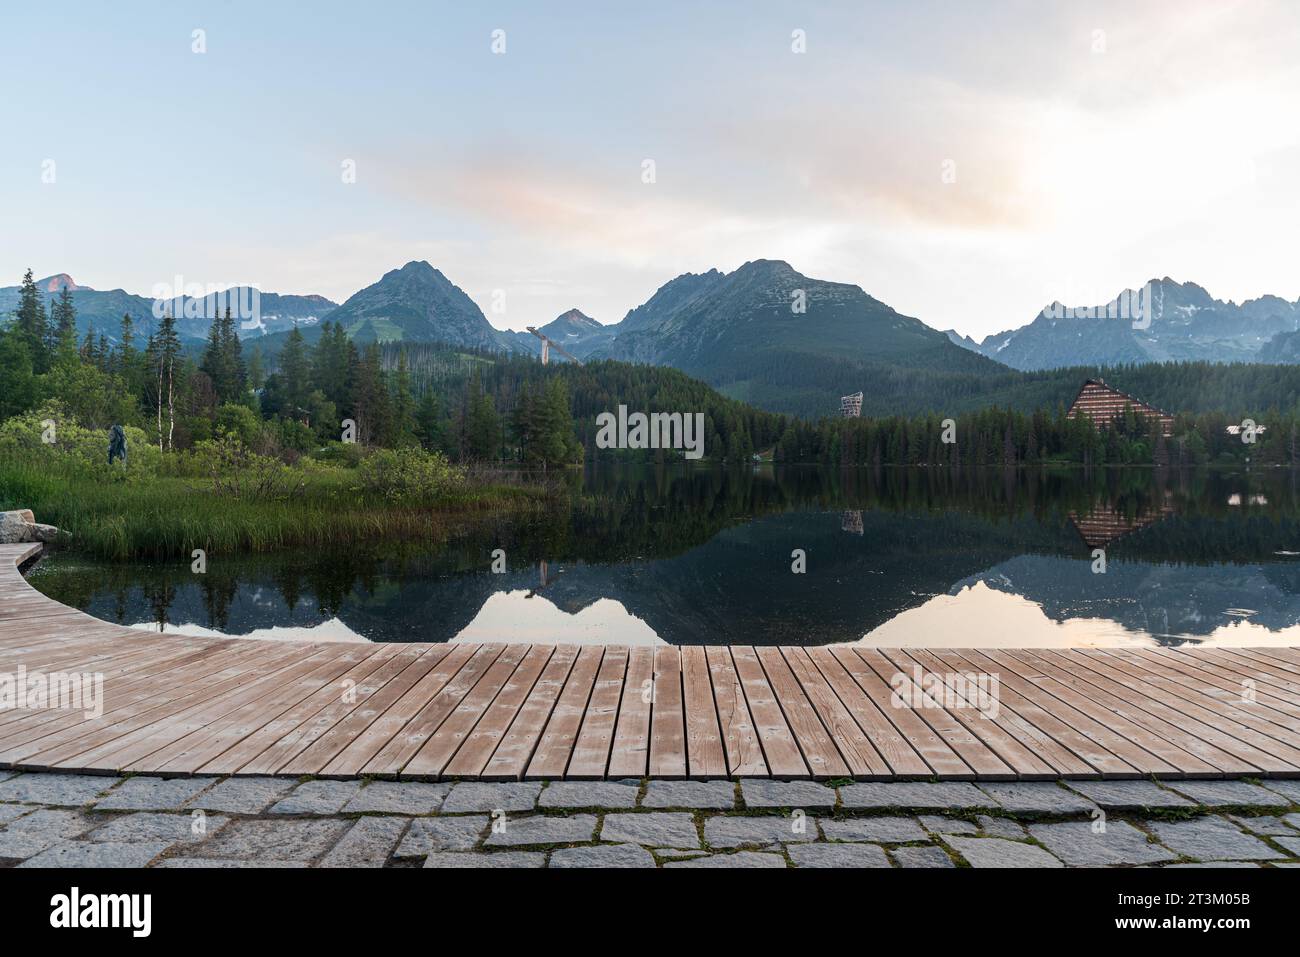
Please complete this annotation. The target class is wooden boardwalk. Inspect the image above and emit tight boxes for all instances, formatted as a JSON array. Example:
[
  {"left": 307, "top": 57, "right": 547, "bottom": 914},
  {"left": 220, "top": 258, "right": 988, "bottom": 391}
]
[{"left": 3, "top": 543, "right": 1300, "bottom": 781}]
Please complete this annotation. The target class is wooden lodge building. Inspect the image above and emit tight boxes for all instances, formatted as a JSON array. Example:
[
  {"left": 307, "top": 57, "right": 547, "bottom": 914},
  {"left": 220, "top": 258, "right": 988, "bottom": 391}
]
[{"left": 1066, "top": 379, "right": 1174, "bottom": 437}]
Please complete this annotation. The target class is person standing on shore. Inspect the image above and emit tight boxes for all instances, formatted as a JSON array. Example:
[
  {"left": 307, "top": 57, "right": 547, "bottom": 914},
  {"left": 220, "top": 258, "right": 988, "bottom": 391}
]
[{"left": 108, "top": 424, "right": 127, "bottom": 465}]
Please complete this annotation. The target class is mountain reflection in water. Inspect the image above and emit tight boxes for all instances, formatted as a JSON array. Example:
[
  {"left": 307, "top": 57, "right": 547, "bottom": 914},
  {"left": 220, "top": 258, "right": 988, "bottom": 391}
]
[{"left": 27, "top": 465, "right": 1300, "bottom": 649}]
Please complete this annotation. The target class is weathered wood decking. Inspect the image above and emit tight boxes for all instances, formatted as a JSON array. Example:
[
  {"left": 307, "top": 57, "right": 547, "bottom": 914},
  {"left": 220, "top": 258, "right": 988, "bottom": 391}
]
[{"left": 3, "top": 543, "right": 1300, "bottom": 781}]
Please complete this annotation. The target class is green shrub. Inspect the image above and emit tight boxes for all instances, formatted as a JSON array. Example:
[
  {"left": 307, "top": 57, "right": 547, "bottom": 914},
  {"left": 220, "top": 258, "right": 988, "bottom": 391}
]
[
  {"left": 189, "top": 432, "right": 306, "bottom": 501},
  {"left": 0, "top": 402, "right": 161, "bottom": 478},
  {"left": 354, "top": 447, "right": 463, "bottom": 503}
]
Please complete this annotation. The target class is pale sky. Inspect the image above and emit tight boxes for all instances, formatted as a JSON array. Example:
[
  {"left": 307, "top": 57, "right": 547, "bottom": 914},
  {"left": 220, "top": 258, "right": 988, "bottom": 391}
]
[{"left": 3, "top": 0, "right": 1298, "bottom": 339}]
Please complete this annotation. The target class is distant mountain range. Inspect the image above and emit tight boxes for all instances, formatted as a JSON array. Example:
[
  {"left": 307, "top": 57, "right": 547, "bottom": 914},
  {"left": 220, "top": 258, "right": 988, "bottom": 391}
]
[
  {"left": 9, "top": 261, "right": 1300, "bottom": 416},
  {"left": 945, "top": 278, "right": 1300, "bottom": 371},
  {"left": 0, "top": 272, "right": 336, "bottom": 344},
  {"left": 243, "top": 258, "right": 1003, "bottom": 415}
]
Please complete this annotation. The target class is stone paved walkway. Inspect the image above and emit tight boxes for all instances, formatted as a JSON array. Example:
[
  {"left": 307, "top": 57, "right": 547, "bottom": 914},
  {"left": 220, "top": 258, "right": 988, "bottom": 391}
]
[{"left": 1, "top": 771, "right": 1298, "bottom": 868}]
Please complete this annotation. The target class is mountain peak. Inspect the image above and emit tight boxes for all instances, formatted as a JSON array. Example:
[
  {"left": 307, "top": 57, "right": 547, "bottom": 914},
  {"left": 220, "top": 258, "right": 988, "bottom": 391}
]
[
  {"left": 39, "top": 273, "right": 82, "bottom": 293},
  {"left": 734, "top": 259, "right": 800, "bottom": 280},
  {"left": 554, "top": 308, "right": 599, "bottom": 326}
]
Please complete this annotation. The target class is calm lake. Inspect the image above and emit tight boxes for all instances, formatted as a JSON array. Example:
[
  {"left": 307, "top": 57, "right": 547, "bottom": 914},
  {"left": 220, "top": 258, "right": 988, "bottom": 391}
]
[{"left": 26, "top": 465, "right": 1300, "bottom": 649}]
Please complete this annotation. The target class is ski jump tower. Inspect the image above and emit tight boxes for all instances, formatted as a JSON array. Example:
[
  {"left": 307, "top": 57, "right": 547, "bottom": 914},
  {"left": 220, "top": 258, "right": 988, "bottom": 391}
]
[
  {"left": 839, "top": 391, "right": 863, "bottom": 417},
  {"left": 526, "top": 327, "right": 583, "bottom": 366}
]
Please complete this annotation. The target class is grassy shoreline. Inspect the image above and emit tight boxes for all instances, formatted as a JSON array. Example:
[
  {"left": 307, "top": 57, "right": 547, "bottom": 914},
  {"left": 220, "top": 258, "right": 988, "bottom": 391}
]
[{"left": 0, "top": 460, "right": 555, "bottom": 561}]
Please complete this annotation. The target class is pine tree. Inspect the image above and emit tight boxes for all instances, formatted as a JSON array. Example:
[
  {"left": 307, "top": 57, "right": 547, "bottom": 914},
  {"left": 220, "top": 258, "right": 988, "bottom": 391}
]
[
  {"left": 391, "top": 350, "right": 417, "bottom": 445},
  {"left": 13, "top": 269, "right": 50, "bottom": 373},
  {"left": 279, "top": 327, "right": 311, "bottom": 418},
  {"left": 51, "top": 285, "right": 78, "bottom": 357},
  {"left": 416, "top": 389, "right": 444, "bottom": 452}
]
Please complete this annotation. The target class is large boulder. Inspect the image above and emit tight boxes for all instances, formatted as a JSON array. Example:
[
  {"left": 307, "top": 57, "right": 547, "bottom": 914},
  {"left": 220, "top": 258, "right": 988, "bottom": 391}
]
[{"left": 0, "top": 510, "right": 60, "bottom": 544}]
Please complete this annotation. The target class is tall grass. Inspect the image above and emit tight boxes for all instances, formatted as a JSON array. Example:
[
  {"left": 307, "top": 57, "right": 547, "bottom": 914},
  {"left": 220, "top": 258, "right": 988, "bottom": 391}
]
[{"left": 0, "top": 458, "right": 550, "bottom": 561}]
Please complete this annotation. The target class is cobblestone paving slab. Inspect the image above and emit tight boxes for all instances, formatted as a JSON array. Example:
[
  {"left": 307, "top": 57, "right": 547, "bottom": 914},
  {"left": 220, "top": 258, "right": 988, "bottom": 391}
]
[
  {"left": 540, "top": 781, "right": 639, "bottom": 809},
  {"left": 0, "top": 803, "right": 32, "bottom": 826},
  {"left": 839, "top": 782, "right": 995, "bottom": 810},
  {"left": 0, "top": 773, "right": 121, "bottom": 806},
  {"left": 1028, "top": 821, "right": 1175, "bottom": 866},
  {"left": 1228, "top": 814, "right": 1298, "bottom": 837},
  {"left": 642, "top": 780, "right": 735, "bottom": 809},
  {"left": 821, "top": 816, "right": 927, "bottom": 843},
  {"left": 484, "top": 814, "right": 597, "bottom": 847},
  {"left": 441, "top": 781, "right": 542, "bottom": 813},
  {"left": 891, "top": 845, "right": 956, "bottom": 868},
  {"left": 978, "top": 782, "right": 1098, "bottom": 815},
  {"left": 268, "top": 780, "right": 363, "bottom": 815},
  {"left": 944, "top": 835, "right": 1063, "bottom": 868},
  {"left": 20, "top": 840, "right": 172, "bottom": 868},
  {"left": 0, "top": 809, "right": 96, "bottom": 859},
  {"left": 188, "top": 776, "right": 297, "bottom": 814},
  {"left": 550, "top": 843, "right": 656, "bottom": 868},
  {"left": 703, "top": 815, "right": 818, "bottom": 848},
  {"left": 1063, "top": 780, "right": 1195, "bottom": 810},
  {"left": 664, "top": 851, "right": 786, "bottom": 868},
  {"left": 191, "top": 819, "right": 351, "bottom": 861},
  {"left": 789, "top": 842, "right": 889, "bottom": 868},
  {"left": 343, "top": 781, "right": 450, "bottom": 815},
  {"left": 1273, "top": 836, "right": 1300, "bottom": 856},
  {"left": 90, "top": 811, "right": 230, "bottom": 846},
  {"left": 154, "top": 858, "right": 313, "bottom": 868},
  {"left": 976, "top": 815, "right": 1027, "bottom": 840},
  {"left": 0, "top": 770, "right": 1296, "bottom": 868},
  {"left": 1262, "top": 780, "right": 1300, "bottom": 803},
  {"left": 919, "top": 815, "right": 977, "bottom": 835},
  {"left": 321, "top": 817, "right": 410, "bottom": 867},
  {"left": 1166, "top": 862, "right": 1262, "bottom": 868},
  {"left": 1147, "top": 817, "right": 1284, "bottom": 861},
  {"left": 95, "top": 776, "right": 217, "bottom": 811},
  {"left": 1166, "top": 781, "right": 1291, "bottom": 809},
  {"left": 395, "top": 816, "right": 488, "bottom": 856},
  {"left": 424, "top": 851, "right": 544, "bottom": 868},
  {"left": 601, "top": 812, "right": 700, "bottom": 848},
  {"left": 740, "top": 779, "right": 837, "bottom": 810}
]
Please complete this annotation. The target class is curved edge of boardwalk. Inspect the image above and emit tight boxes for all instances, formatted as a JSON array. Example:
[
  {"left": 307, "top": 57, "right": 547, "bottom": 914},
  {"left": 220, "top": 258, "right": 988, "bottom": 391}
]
[{"left": 3, "top": 543, "right": 1300, "bottom": 782}]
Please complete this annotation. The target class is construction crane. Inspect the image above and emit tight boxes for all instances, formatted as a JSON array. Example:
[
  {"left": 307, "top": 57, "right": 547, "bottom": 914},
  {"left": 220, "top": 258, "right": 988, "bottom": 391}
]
[
  {"left": 526, "top": 326, "right": 583, "bottom": 366},
  {"left": 840, "top": 391, "right": 863, "bottom": 417}
]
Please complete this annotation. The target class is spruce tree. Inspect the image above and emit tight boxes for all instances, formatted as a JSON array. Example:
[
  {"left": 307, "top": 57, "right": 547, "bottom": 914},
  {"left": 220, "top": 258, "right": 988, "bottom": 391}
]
[{"left": 13, "top": 269, "right": 50, "bottom": 373}]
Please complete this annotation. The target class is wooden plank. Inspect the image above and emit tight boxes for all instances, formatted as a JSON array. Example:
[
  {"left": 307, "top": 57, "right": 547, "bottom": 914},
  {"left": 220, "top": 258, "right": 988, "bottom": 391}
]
[
  {"left": 1017, "top": 650, "right": 1254, "bottom": 776},
  {"left": 270, "top": 645, "right": 451, "bottom": 776},
  {"left": 607, "top": 646, "right": 656, "bottom": 778},
  {"left": 827, "top": 645, "right": 971, "bottom": 778},
  {"left": 204, "top": 645, "right": 439, "bottom": 776},
  {"left": 756, "top": 646, "right": 849, "bottom": 779},
  {"left": 704, "top": 646, "right": 765, "bottom": 776},
  {"left": 953, "top": 649, "right": 1157, "bottom": 778},
  {"left": 925, "top": 648, "right": 1094, "bottom": 778},
  {"left": 527, "top": 646, "right": 602, "bottom": 779},
  {"left": 781, "top": 647, "right": 889, "bottom": 778},
  {"left": 805, "top": 647, "right": 930, "bottom": 777},
  {"left": 322, "top": 643, "right": 479, "bottom": 777},
  {"left": 359, "top": 644, "right": 504, "bottom": 776},
  {"left": 442, "top": 645, "right": 554, "bottom": 778},
  {"left": 730, "top": 646, "right": 806, "bottom": 777},
  {"left": 648, "top": 647, "right": 686, "bottom": 778},
  {"left": 482, "top": 645, "right": 580, "bottom": 780},
  {"left": 565, "top": 646, "right": 628, "bottom": 779},
  {"left": 891, "top": 648, "right": 1059, "bottom": 779},
  {"left": 680, "top": 646, "right": 727, "bottom": 778},
  {"left": 864, "top": 649, "right": 1013, "bottom": 780},
  {"left": 402, "top": 643, "right": 534, "bottom": 778}
]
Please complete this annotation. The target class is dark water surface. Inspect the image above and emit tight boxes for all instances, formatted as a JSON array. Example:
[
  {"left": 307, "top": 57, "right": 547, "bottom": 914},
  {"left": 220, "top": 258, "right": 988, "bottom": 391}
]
[{"left": 26, "top": 465, "right": 1300, "bottom": 649}]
